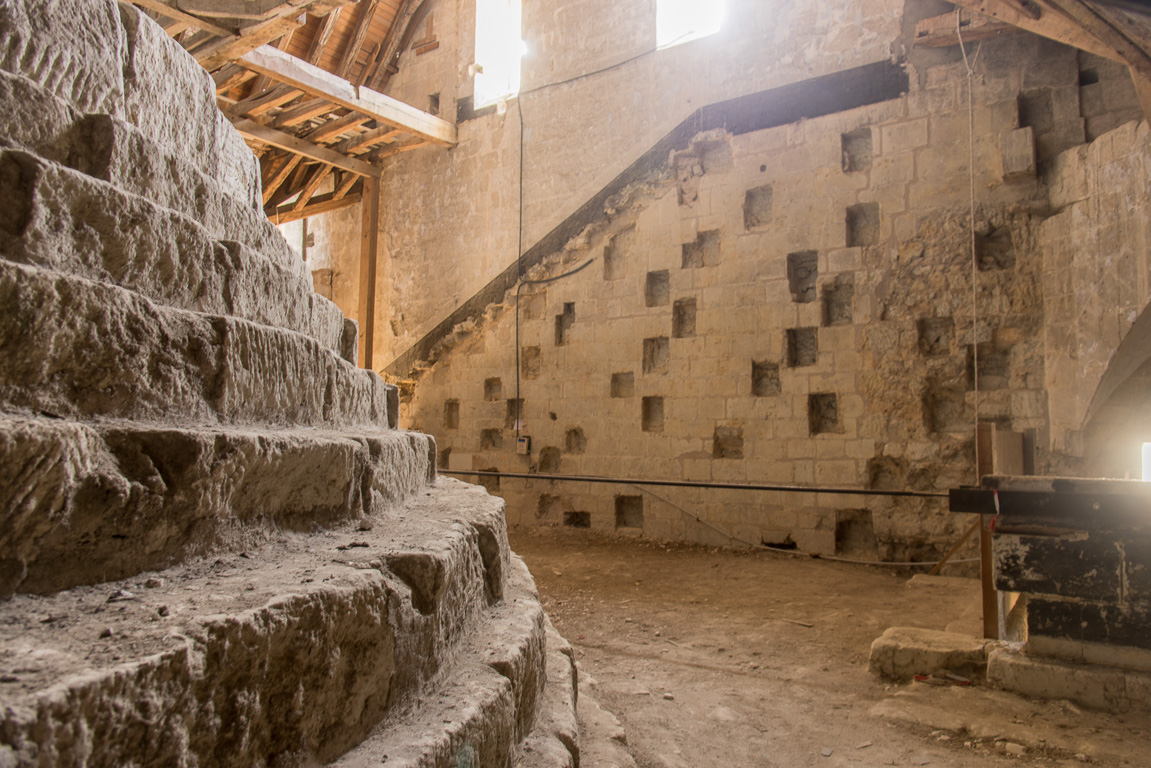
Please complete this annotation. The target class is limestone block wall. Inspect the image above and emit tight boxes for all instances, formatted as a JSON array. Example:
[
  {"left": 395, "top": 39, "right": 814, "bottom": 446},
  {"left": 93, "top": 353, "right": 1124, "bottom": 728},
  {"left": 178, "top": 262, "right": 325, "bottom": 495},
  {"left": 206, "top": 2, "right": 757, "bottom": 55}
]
[
  {"left": 398, "top": 32, "right": 1111, "bottom": 559},
  {"left": 354, "top": 0, "right": 908, "bottom": 366},
  {"left": 1039, "top": 119, "right": 1151, "bottom": 464}
]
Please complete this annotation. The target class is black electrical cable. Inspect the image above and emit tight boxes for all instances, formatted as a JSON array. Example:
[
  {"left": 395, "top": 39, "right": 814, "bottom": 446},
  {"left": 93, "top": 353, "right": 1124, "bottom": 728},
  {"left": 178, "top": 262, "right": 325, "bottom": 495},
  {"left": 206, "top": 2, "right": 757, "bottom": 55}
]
[{"left": 441, "top": 469, "right": 948, "bottom": 499}]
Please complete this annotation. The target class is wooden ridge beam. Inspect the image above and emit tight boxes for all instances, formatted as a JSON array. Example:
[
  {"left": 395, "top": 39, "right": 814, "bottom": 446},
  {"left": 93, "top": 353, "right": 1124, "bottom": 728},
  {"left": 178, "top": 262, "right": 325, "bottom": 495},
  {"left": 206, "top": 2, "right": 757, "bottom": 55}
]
[
  {"left": 265, "top": 189, "right": 362, "bottom": 224},
  {"left": 230, "top": 116, "right": 382, "bottom": 176},
  {"left": 238, "top": 44, "right": 457, "bottom": 145}
]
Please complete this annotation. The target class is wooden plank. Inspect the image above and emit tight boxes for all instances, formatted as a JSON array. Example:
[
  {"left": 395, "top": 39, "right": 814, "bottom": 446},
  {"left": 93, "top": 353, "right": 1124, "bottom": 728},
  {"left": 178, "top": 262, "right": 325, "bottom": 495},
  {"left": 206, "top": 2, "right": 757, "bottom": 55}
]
[
  {"left": 195, "top": 0, "right": 351, "bottom": 72},
  {"left": 303, "top": 111, "right": 371, "bottom": 143},
  {"left": 292, "top": 164, "right": 333, "bottom": 212},
  {"left": 230, "top": 84, "right": 302, "bottom": 117},
  {"left": 179, "top": 0, "right": 287, "bottom": 20},
  {"left": 274, "top": 97, "right": 332, "bottom": 128},
  {"left": 307, "top": 7, "right": 343, "bottom": 64},
  {"left": 230, "top": 117, "right": 381, "bottom": 177},
  {"left": 336, "top": 125, "right": 401, "bottom": 154},
  {"left": 129, "top": 0, "right": 233, "bottom": 37},
  {"left": 358, "top": 177, "right": 380, "bottom": 369},
  {"left": 1046, "top": 0, "right": 1151, "bottom": 79},
  {"left": 238, "top": 44, "right": 457, "bottom": 145},
  {"left": 338, "top": 0, "right": 383, "bottom": 79},
  {"left": 261, "top": 153, "right": 302, "bottom": 205},
  {"left": 366, "top": 0, "right": 423, "bottom": 89},
  {"left": 976, "top": 422, "right": 997, "bottom": 641},
  {"left": 951, "top": 0, "right": 1126, "bottom": 61},
  {"left": 265, "top": 190, "right": 362, "bottom": 224},
  {"left": 915, "top": 9, "right": 1016, "bottom": 46},
  {"left": 246, "top": 34, "right": 291, "bottom": 102},
  {"left": 928, "top": 519, "right": 981, "bottom": 576},
  {"left": 213, "top": 63, "right": 255, "bottom": 92},
  {"left": 370, "top": 138, "right": 429, "bottom": 161}
]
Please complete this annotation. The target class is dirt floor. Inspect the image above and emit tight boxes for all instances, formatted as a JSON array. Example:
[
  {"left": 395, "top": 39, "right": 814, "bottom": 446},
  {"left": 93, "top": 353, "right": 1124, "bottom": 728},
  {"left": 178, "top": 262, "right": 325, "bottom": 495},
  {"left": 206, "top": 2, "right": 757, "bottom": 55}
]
[{"left": 510, "top": 527, "right": 1151, "bottom": 768}]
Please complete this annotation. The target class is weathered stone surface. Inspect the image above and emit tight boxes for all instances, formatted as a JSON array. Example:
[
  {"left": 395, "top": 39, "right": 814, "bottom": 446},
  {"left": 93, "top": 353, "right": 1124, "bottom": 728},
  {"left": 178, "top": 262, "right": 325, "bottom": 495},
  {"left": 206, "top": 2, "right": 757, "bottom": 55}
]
[
  {"left": 517, "top": 620, "right": 580, "bottom": 768},
  {"left": 987, "top": 646, "right": 1151, "bottom": 713},
  {"left": 994, "top": 533, "right": 1124, "bottom": 602},
  {"left": 0, "top": 412, "right": 434, "bottom": 595},
  {"left": 0, "top": 260, "right": 388, "bottom": 427},
  {"left": 868, "top": 626, "right": 992, "bottom": 681},
  {"left": 0, "top": 479, "right": 539, "bottom": 767}
]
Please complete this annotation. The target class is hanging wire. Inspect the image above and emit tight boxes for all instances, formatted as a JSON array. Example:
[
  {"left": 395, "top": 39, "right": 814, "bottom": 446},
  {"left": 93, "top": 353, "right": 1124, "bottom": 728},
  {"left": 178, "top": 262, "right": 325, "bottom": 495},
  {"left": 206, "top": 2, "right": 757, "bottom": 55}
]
[{"left": 957, "top": 11, "right": 984, "bottom": 484}]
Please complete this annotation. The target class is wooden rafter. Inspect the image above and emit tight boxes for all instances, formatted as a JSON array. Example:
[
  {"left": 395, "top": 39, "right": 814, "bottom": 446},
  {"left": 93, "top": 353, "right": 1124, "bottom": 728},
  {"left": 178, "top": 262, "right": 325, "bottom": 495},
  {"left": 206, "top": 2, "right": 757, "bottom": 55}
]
[
  {"left": 336, "top": 125, "right": 401, "bottom": 154},
  {"left": 230, "top": 117, "right": 382, "bottom": 177},
  {"left": 337, "top": 0, "right": 382, "bottom": 79},
  {"left": 238, "top": 44, "right": 457, "bottom": 145},
  {"left": 275, "top": 97, "right": 333, "bottom": 128},
  {"left": 366, "top": 0, "right": 424, "bottom": 90},
  {"left": 303, "top": 111, "right": 371, "bottom": 143},
  {"left": 213, "top": 63, "right": 256, "bottom": 92},
  {"left": 194, "top": 0, "right": 352, "bottom": 72},
  {"left": 332, "top": 171, "right": 360, "bottom": 200},
  {"left": 293, "top": 163, "right": 334, "bottom": 211},
  {"left": 261, "top": 152, "right": 303, "bottom": 205},
  {"left": 308, "top": 7, "right": 343, "bottom": 64},
  {"left": 230, "top": 83, "right": 302, "bottom": 117},
  {"left": 129, "top": 0, "right": 233, "bottom": 37},
  {"left": 266, "top": 189, "right": 362, "bottom": 224}
]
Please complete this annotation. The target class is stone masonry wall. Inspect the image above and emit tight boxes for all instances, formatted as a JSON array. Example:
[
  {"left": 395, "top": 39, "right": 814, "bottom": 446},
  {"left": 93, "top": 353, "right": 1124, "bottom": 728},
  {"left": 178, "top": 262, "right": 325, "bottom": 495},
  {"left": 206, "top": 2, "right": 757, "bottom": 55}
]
[{"left": 395, "top": 29, "right": 1121, "bottom": 559}]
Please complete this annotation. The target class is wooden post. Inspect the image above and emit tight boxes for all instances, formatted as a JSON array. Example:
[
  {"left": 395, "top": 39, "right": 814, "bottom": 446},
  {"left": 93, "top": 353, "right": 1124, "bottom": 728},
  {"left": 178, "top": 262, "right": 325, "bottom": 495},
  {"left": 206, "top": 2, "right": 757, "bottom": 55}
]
[
  {"left": 976, "top": 422, "right": 998, "bottom": 640},
  {"left": 357, "top": 177, "right": 379, "bottom": 370}
]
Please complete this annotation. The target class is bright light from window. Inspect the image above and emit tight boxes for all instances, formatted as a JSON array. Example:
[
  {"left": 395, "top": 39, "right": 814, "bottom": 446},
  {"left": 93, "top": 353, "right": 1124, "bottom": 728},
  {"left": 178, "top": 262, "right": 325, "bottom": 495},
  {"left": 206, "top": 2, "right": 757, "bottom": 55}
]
[
  {"left": 657, "top": 0, "right": 726, "bottom": 49},
  {"left": 1143, "top": 442, "right": 1151, "bottom": 481},
  {"left": 474, "top": 0, "right": 523, "bottom": 108}
]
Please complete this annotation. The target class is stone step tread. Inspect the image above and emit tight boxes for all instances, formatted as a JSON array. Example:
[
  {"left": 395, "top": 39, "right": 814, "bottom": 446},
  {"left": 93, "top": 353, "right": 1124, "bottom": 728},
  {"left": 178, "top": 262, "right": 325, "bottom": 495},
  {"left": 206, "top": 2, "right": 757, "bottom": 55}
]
[
  {"left": 515, "top": 621, "right": 580, "bottom": 768},
  {"left": 0, "top": 0, "right": 260, "bottom": 207},
  {"left": 0, "top": 412, "right": 430, "bottom": 595},
  {"left": 0, "top": 479, "right": 517, "bottom": 767},
  {"left": 0, "top": 259, "right": 388, "bottom": 429},
  {"left": 0, "top": 143, "right": 349, "bottom": 359},
  {"left": 329, "top": 559, "right": 549, "bottom": 768}
]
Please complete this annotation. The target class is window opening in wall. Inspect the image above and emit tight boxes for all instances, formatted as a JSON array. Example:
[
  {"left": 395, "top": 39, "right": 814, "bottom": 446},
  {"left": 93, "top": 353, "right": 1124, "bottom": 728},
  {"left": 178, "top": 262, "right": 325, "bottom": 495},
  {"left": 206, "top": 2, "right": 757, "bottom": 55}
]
[
  {"left": 1143, "top": 443, "right": 1151, "bottom": 481},
  {"left": 474, "top": 0, "right": 524, "bottom": 108},
  {"left": 657, "top": 0, "right": 726, "bottom": 49}
]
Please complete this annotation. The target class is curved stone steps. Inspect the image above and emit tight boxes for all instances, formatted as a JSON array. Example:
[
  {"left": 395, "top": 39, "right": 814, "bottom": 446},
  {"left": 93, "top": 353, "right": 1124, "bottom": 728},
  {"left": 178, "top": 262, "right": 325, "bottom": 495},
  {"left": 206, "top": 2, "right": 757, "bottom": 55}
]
[
  {"left": 0, "top": 412, "right": 433, "bottom": 596},
  {"left": 0, "top": 260, "right": 388, "bottom": 428},
  {"left": 0, "top": 140, "right": 349, "bottom": 360},
  {"left": 0, "top": 479, "right": 529, "bottom": 767},
  {"left": 329, "top": 557, "right": 562, "bottom": 768},
  {"left": 516, "top": 620, "right": 580, "bottom": 768}
]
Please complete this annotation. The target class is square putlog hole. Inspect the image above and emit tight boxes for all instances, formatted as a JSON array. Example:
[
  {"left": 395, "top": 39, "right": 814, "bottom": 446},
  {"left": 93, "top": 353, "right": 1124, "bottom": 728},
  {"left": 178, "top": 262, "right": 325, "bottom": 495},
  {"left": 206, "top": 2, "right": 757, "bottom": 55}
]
[
  {"left": 924, "top": 378, "right": 968, "bottom": 433},
  {"left": 555, "top": 302, "right": 575, "bottom": 346},
  {"left": 611, "top": 372, "right": 634, "bottom": 398},
  {"left": 645, "top": 270, "right": 670, "bottom": 307},
  {"left": 845, "top": 202, "right": 879, "bottom": 247},
  {"left": 603, "top": 225, "right": 634, "bottom": 281},
  {"left": 444, "top": 399, "right": 460, "bottom": 429},
  {"left": 641, "top": 396, "right": 664, "bottom": 433},
  {"left": 808, "top": 393, "right": 840, "bottom": 434},
  {"left": 712, "top": 424, "right": 744, "bottom": 459},
  {"left": 615, "top": 495, "right": 644, "bottom": 529},
  {"left": 917, "top": 317, "right": 954, "bottom": 357},
  {"left": 642, "top": 336, "right": 670, "bottom": 374},
  {"left": 521, "top": 346, "right": 541, "bottom": 379},
  {"left": 480, "top": 428, "right": 502, "bottom": 450},
  {"left": 751, "top": 360, "right": 781, "bottom": 396},
  {"left": 478, "top": 466, "right": 500, "bottom": 493},
  {"left": 786, "top": 251, "right": 818, "bottom": 303},
  {"left": 743, "top": 184, "right": 773, "bottom": 230},
  {"left": 672, "top": 297, "right": 697, "bottom": 338},
  {"left": 681, "top": 229, "right": 720, "bottom": 269},
  {"left": 484, "top": 377, "right": 502, "bottom": 401},
  {"left": 505, "top": 398, "right": 523, "bottom": 429},
  {"left": 565, "top": 427, "right": 586, "bottom": 454},
  {"left": 968, "top": 344, "right": 1011, "bottom": 391},
  {"left": 786, "top": 327, "right": 818, "bottom": 367},
  {"left": 976, "top": 226, "right": 1015, "bottom": 271},
  {"left": 822, "top": 273, "right": 854, "bottom": 326},
  {"left": 563, "top": 511, "right": 591, "bottom": 528},
  {"left": 841, "top": 127, "right": 873, "bottom": 173}
]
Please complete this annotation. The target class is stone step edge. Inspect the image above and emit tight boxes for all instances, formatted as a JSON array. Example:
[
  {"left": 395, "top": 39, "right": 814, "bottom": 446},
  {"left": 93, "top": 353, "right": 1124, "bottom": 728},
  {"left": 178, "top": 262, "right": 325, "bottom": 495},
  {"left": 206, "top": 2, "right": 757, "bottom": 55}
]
[
  {"left": 988, "top": 646, "right": 1151, "bottom": 713},
  {"left": 1, "top": 143, "right": 350, "bottom": 360},
  {"left": 0, "top": 258, "right": 389, "bottom": 429},
  {"left": 515, "top": 618, "right": 580, "bottom": 768},
  {"left": 0, "top": 411, "right": 431, "bottom": 596},
  {"left": 328, "top": 556, "right": 551, "bottom": 768},
  {"left": 0, "top": 480, "right": 514, "bottom": 767}
]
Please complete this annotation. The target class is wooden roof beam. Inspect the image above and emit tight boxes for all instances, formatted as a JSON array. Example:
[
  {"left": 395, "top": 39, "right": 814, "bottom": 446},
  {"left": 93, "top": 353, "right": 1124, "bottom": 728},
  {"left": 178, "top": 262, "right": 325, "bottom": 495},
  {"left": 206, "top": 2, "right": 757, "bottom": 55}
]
[
  {"left": 303, "top": 111, "right": 372, "bottom": 143},
  {"left": 128, "top": 0, "right": 233, "bottom": 37},
  {"left": 950, "top": 0, "right": 1126, "bottom": 61},
  {"left": 307, "top": 7, "right": 343, "bottom": 64},
  {"left": 238, "top": 44, "right": 457, "bottom": 145},
  {"left": 230, "top": 116, "right": 382, "bottom": 177},
  {"left": 275, "top": 97, "right": 333, "bottom": 128},
  {"left": 194, "top": 0, "right": 353, "bottom": 72},
  {"left": 337, "top": 0, "right": 383, "bottom": 79},
  {"left": 266, "top": 189, "right": 362, "bottom": 224}
]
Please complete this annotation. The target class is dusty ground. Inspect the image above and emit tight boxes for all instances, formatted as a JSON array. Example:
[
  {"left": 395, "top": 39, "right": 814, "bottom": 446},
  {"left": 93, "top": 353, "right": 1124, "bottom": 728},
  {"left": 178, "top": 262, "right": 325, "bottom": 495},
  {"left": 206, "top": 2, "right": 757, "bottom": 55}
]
[{"left": 510, "top": 527, "right": 1151, "bottom": 768}]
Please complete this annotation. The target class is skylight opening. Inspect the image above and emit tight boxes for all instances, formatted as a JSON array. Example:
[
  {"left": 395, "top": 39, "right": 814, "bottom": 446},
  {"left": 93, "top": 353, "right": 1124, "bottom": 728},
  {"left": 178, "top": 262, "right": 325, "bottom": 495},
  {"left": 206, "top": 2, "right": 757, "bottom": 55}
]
[
  {"left": 657, "top": 0, "right": 726, "bottom": 49},
  {"left": 474, "top": 0, "right": 523, "bottom": 108}
]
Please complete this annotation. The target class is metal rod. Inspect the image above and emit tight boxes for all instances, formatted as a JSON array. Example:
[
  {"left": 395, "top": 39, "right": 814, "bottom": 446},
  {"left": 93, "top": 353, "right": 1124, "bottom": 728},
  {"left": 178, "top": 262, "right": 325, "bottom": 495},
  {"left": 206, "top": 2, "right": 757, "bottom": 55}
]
[{"left": 440, "top": 469, "right": 948, "bottom": 499}]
